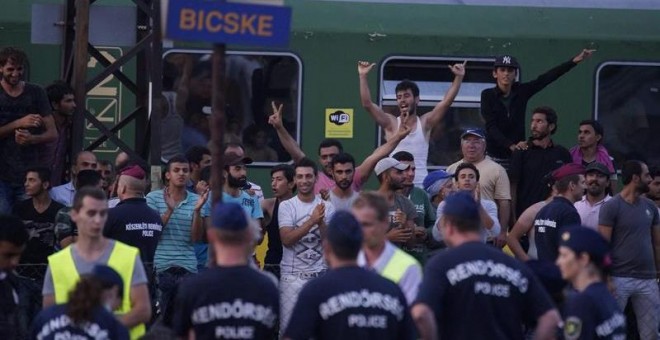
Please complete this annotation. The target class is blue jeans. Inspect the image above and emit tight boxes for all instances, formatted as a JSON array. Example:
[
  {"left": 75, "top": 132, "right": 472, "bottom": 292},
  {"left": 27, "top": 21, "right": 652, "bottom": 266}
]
[
  {"left": 194, "top": 242, "right": 208, "bottom": 272},
  {"left": 156, "top": 267, "right": 193, "bottom": 319},
  {"left": 0, "top": 181, "right": 26, "bottom": 214}
]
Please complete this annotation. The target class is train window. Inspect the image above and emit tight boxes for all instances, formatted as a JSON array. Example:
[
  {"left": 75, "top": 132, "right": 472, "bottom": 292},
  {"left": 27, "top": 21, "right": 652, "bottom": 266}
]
[
  {"left": 379, "top": 57, "right": 499, "bottom": 168},
  {"left": 161, "top": 50, "right": 302, "bottom": 165},
  {"left": 595, "top": 62, "right": 660, "bottom": 167}
]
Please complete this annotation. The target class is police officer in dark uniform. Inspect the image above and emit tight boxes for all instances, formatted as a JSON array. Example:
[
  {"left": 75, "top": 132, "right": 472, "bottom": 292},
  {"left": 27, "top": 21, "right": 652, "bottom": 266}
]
[
  {"left": 172, "top": 203, "right": 279, "bottom": 339},
  {"left": 412, "top": 191, "right": 561, "bottom": 340},
  {"left": 534, "top": 163, "right": 586, "bottom": 262},
  {"left": 30, "top": 265, "right": 129, "bottom": 340},
  {"left": 556, "top": 227, "right": 626, "bottom": 340},
  {"left": 283, "top": 210, "right": 416, "bottom": 340}
]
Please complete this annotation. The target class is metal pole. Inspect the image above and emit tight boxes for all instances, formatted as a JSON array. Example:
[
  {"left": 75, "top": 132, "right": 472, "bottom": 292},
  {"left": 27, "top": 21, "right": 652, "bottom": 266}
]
[
  {"left": 210, "top": 43, "right": 226, "bottom": 205},
  {"left": 149, "top": 0, "right": 164, "bottom": 166},
  {"left": 71, "top": 0, "right": 90, "bottom": 156},
  {"left": 62, "top": 0, "right": 76, "bottom": 82}
]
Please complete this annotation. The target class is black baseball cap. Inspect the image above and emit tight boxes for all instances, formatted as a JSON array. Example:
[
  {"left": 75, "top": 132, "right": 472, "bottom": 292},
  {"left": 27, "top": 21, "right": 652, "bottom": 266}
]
[
  {"left": 585, "top": 162, "right": 611, "bottom": 176},
  {"left": 494, "top": 55, "right": 520, "bottom": 69}
]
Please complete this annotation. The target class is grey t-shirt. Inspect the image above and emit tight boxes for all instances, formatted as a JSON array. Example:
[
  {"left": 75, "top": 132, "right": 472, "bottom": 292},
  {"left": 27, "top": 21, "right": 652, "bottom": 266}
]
[
  {"left": 599, "top": 194, "right": 659, "bottom": 279},
  {"left": 388, "top": 194, "right": 418, "bottom": 230},
  {"left": 328, "top": 190, "right": 359, "bottom": 212},
  {"left": 42, "top": 240, "right": 148, "bottom": 295}
]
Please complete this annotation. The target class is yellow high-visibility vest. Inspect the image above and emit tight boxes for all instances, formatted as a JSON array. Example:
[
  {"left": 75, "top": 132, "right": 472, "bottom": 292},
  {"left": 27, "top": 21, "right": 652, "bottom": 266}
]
[
  {"left": 381, "top": 248, "right": 419, "bottom": 284},
  {"left": 48, "top": 241, "right": 146, "bottom": 339}
]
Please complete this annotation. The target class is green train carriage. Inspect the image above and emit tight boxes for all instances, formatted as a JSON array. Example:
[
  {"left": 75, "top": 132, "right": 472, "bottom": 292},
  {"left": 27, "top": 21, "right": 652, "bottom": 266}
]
[{"left": 3, "top": 0, "right": 660, "bottom": 192}]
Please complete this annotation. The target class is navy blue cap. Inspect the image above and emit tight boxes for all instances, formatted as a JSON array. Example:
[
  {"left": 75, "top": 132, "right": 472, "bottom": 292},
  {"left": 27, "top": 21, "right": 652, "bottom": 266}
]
[
  {"left": 91, "top": 265, "right": 124, "bottom": 296},
  {"left": 525, "top": 260, "right": 566, "bottom": 296},
  {"left": 327, "top": 211, "right": 363, "bottom": 251},
  {"left": 494, "top": 55, "right": 520, "bottom": 68},
  {"left": 443, "top": 191, "right": 479, "bottom": 221},
  {"left": 559, "top": 227, "right": 610, "bottom": 264},
  {"left": 460, "top": 128, "right": 486, "bottom": 140},
  {"left": 212, "top": 202, "right": 248, "bottom": 231}
]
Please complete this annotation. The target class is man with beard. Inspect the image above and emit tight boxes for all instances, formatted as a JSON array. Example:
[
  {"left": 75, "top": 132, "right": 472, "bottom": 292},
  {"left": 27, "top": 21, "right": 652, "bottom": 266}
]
[
  {"left": 431, "top": 163, "right": 500, "bottom": 245},
  {"left": 569, "top": 120, "right": 617, "bottom": 192},
  {"left": 221, "top": 153, "right": 263, "bottom": 226},
  {"left": 262, "top": 164, "right": 295, "bottom": 278},
  {"left": 480, "top": 49, "right": 594, "bottom": 167},
  {"left": 278, "top": 158, "right": 335, "bottom": 336},
  {"left": 574, "top": 162, "right": 612, "bottom": 230},
  {"left": 199, "top": 152, "right": 263, "bottom": 270},
  {"left": 374, "top": 157, "right": 418, "bottom": 250},
  {"left": 146, "top": 155, "right": 209, "bottom": 316},
  {"left": 646, "top": 166, "right": 660, "bottom": 213},
  {"left": 391, "top": 151, "right": 435, "bottom": 264},
  {"left": 224, "top": 142, "right": 263, "bottom": 201},
  {"left": 328, "top": 153, "right": 360, "bottom": 211},
  {"left": 358, "top": 61, "right": 466, "bottom": 187},
  {"left": 269, "top": 102, "right": 409, "bottom": 195},
  {"left": 532, "top": 163, "right": 586, "bottom": 262},
  {"left": 42, "top": 81, "right": 75, "bottom": 186},
  {"left": 446, "top": 129, "right": 511, "bottom": 248},
  {"left": 0, "top": 47, "right": 58, "bottom": 214},
  {"left": 598, "top": 160, "right": 660, "bottom": 340},
  {"left": 510, "top": 106, "right": 571, "bottom": 218}
]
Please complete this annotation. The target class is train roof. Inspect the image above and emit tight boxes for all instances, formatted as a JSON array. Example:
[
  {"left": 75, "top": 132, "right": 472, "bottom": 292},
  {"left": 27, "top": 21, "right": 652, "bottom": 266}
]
[{"left": 291, "top": 0, "right": 660, "bottom": 41}]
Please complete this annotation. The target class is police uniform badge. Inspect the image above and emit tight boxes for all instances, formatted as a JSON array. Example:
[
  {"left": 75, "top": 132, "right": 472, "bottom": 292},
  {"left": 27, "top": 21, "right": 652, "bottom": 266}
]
[{"left": 564, "top": 317, "right": 582, "bottom": 340}]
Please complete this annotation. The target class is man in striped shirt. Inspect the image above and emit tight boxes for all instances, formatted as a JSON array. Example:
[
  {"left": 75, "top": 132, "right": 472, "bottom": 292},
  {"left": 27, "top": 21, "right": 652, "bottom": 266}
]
[{"left": 146, "top": 154, "right": 209, "bottom": 316}]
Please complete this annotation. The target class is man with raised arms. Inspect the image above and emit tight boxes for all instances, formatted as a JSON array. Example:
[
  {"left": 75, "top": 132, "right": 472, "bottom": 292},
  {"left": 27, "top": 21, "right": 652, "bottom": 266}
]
[{"left": 358, "top": 60, "right": 466, "bottom": 186}]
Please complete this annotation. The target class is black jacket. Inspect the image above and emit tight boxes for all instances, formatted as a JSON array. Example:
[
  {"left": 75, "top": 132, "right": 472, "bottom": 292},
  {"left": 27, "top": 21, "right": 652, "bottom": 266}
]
[{"left": 481, "top": 59, "right": 577, "bottom": 159}]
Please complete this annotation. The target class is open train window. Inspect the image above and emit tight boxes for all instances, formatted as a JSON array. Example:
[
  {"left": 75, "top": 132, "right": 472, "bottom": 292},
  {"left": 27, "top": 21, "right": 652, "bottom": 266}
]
[
  {"left": 379, "top": 56, "right": 501, "bottom": 167},
  {"left": 161, "top": 50, "right": 302, "bottom": 165},
  {"left": 595, "top": 62, "right": 660, "bottom": 167}
]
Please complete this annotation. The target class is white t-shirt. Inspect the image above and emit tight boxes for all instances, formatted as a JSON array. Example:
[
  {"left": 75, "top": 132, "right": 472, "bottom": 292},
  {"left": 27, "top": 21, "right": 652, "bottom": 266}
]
[
  {"left": 432, "top": 198, "right": 501, "bottom": 242},
  {"left": 278, "top": 195, "right": 335, "bottom": 274}
]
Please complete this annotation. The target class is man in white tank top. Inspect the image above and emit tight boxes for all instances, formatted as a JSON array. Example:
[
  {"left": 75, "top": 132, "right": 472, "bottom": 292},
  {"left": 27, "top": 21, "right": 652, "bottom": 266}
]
[{"left": 358, "top": 60, "right": 466, "bottom": 187}]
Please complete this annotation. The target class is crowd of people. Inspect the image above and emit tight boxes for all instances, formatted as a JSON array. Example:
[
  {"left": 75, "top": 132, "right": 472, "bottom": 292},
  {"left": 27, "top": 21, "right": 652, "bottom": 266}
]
[{"left": 1, "top": 43, "right": 660, "bottom": 340}]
